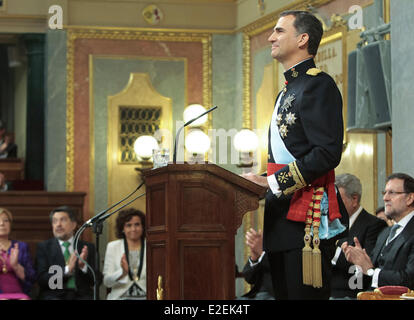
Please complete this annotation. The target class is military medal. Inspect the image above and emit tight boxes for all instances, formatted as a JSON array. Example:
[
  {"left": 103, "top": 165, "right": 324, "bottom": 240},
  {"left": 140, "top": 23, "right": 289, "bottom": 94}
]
[
  {"left": 276, "top": 113, "right": 283, "bottom": 125},
  {"left": 285, "top": 112, "right": 297, "bottom": 125},
  {"left": 279, "top": 124, "right": 288, "bottom": 138},
  {"left": 280, "top": 94, "right": 295, "bottom": 112}
]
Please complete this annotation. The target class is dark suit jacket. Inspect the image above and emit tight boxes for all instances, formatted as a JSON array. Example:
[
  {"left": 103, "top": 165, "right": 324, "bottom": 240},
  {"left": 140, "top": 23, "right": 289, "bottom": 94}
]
[
  {"left": 35, "top": 238, "right": 95, "bottom": 300},
  {"left": 331, "top": 209, "right": 387, "bottom": 298},
  {"left": 0, "top": 142, "right": 17, "bottom": 158},
  {"left": 368, "top": 216, "right": 414, "bottom": 288},
  {"left": 241, "top": 254, "right": 274, "bottom": 299}
]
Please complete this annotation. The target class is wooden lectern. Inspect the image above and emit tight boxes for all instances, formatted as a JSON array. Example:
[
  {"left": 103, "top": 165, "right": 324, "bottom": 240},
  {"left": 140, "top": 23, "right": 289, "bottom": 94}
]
[{"left": 143, "top": 163, "right": 266, "bottom": 300}]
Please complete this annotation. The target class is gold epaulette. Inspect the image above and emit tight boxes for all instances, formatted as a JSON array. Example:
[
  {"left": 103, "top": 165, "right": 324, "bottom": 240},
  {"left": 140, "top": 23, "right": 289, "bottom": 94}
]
[{"left": 306, "top": 68, "right": 322, "bottom": 76}]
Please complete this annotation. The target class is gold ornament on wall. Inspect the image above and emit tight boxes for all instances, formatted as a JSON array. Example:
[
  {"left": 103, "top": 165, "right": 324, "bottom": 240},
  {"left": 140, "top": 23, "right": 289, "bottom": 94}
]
[
  {"left": 142, "top": 4, "right": 164, "bottom": 26},
  {"left": 258, "top": 0, "right": 266, "bottom": 16}
]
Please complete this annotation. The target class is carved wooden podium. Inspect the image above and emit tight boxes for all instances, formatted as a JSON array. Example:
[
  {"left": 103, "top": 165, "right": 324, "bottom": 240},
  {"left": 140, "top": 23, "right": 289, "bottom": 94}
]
[{"left": 143, "top": 163, "right": 266, "bottom": 300}]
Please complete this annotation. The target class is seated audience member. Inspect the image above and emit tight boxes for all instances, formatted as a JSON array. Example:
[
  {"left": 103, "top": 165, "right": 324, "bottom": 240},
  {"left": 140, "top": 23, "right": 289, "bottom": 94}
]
[
  {"left": 342, "top": 173, "right": 414, "bottom": 290},
  {"left": 0, "top": 120, "right": 17, "bottom": 159},
  {"left": 35, "top": 206, "right": 95, "bottom": 300},
  {"left": 238, "top": 228, "right": 275, "bottom": 300},
  {"left": 0, "top": 208, "right": 36, "bottom": 299},
  {"left": 103, "top": 208, "right": 146, "bottom": 300},
  {"left": 0, "top": 172, "right": 11, "bottom": 191},
  {"left": 376, "top": 206, "right": 394, "bottom": 227},
  {"left": 330, "top": 174, "right": 387, "bottom": 299}
]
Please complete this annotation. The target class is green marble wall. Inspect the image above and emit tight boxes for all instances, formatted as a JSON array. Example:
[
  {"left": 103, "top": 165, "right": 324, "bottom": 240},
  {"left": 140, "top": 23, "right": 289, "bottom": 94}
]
[{"left": 45, "top": 30, "right": 67, "bottom": 191}]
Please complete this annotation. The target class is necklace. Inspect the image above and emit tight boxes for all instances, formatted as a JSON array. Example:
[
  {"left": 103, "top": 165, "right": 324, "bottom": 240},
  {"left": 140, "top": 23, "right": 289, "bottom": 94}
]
[{"left": 0, "top": 252, "right": 8, "bottom": 274}]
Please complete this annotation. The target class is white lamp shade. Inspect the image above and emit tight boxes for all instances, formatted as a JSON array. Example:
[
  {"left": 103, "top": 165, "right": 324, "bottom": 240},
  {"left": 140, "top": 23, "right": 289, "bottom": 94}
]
[
  {"left": 233, "top": 129, "right": 259, "bottom": 152},
  {"left": 185, "top": 130, "right": 211, "bottom": 154},
  {"left": 183, "top": 104, "right": 207, "bottom": 127},
  {"left": 134, "top": 135, "right": 159, "bottom": 159}
]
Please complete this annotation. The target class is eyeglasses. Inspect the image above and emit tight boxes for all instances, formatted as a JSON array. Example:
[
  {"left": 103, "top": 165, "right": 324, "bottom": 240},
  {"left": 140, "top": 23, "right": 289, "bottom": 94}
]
[{"left": 382, "top": 190, "right": 408, "bottom": 196}]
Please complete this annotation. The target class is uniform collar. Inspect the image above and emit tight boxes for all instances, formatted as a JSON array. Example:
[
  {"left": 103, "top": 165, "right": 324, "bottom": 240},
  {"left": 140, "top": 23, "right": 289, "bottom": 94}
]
[{"left": 283, "top": 58, "right": 316, "bottom": 84}]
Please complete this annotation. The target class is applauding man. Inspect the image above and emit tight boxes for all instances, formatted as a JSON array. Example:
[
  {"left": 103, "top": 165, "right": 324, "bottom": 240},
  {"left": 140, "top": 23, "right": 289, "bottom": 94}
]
[
  {"left": 342, "top": 173, "right": 414, "bottom": 290},
  {"left": 36, "top": 206, "right": 96, "bottom": 300}
]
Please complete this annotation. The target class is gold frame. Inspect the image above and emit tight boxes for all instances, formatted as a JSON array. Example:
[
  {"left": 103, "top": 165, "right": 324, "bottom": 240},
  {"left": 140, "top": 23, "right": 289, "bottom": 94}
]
[{"left": 67, "top": 27, "right": 212, "bottom": 226}]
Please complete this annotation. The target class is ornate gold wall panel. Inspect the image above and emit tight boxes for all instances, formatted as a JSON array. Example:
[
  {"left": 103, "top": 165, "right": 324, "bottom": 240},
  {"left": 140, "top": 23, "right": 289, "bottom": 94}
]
[
  {"left": 107, "top": 73, "right": 172, "bottom": 241},
  {"left": 66, "top": 27, "right": 212, "bottom": 193}
]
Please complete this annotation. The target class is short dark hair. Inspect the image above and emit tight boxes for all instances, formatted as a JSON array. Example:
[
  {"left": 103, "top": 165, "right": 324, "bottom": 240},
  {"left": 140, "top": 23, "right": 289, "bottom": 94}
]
[
  {"left": 49, "top": 206, "right": 79, "bottom": 224},
  {"left": 115, "top": 208, "right": 146, "bottom": 239},
  {"left": 279, "top": 10, "right": 323, "bottom": 56},
  {"left": 386, "top": 173, "right": 414, "bottom": 194}
]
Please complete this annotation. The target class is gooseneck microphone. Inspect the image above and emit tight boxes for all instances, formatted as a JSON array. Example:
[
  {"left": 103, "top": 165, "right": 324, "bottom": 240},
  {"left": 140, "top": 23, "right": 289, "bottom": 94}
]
[{"left": 173, "top": 105, "right": 218, "bottom": 163}]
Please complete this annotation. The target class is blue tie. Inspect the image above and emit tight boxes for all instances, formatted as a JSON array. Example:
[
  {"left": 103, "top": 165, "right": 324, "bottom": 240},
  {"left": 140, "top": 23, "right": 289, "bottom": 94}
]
[{"left": 386, "top": 224, "right": 401, "bottom": 245}]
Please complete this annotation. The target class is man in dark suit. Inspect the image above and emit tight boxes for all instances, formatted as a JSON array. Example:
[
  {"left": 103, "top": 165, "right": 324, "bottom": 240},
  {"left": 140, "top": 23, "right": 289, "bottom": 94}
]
[
  {"left": 0, "top": 120, "right": 17, "bottom": 159},
  {"left": 343, "top": 173, "right": 414, "bottom": 290},
  {"left": 242, "top": 10, "right": 348, "bottom": 299},
  {"left": 330, "top": 173, "right": 387, "bottom": 299},
  {"left": 238, "top": 228, "right": 274, "bottom": 300},
  {"left": 36, "top": 206, "right": 95, "bottom": 300}
]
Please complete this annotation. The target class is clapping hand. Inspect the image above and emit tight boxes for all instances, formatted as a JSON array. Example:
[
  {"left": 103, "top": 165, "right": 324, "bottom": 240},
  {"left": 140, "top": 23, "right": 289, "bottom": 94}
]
[
  {"left": 246, "top": 228, "right": 263, "bottom": 261},
  {"left": 342, "top": 237, "right": 374, "bottom": 274},
  {"left": 9, "top": 242, "right": 19, "bottom": 269},
  {"left": 120, "top": 253, "right": 129, "bottom": 276}
]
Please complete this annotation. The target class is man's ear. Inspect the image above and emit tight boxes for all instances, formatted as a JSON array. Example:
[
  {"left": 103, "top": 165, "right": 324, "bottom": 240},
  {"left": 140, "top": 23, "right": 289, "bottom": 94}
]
[
  {"left": 407, "top": 192, "right": 414, "bottom": 208},
  {"left": 297, "top": 33, "right": 309, "bottom": 49}
]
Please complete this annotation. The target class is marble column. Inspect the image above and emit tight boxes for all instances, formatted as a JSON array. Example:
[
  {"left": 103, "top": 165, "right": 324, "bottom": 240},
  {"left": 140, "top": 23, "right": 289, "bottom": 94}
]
[
  {"left": 390, "top": 1, "right": 414, "bottom": 177},
  {"left": 22, "top": 34, "right": 45, "bottom": 182}
]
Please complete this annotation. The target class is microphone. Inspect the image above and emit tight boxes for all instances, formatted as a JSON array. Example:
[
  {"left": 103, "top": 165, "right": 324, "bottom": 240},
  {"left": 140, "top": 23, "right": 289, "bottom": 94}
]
[
  {"left": 85, "top": 180, "right": 145, "bottom": 226},
  {"left": 95, "top": 191, "right": 146, "bottom": 222},
  {"left": 173, "top": 105, "right": 218, "bottom": 163}
]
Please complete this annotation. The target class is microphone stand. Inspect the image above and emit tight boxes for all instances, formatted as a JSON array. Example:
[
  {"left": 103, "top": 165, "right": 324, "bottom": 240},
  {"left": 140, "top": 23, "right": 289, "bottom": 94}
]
[
  {"left": 73, "top": 182, "right": 145, "bottom": 300},
  {"left": 173, "top": 105, "right": 218, "bottom": 163},
  {"left": 91, "top": 220, "right": 104, "bottom": 300}
]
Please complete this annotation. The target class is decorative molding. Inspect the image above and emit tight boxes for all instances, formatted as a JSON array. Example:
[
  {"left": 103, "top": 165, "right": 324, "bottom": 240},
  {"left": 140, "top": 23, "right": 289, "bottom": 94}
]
[
  {"left": 66, "top": 27, "right": 212, "bottom": 192},
  {"left": 242, "top": 33, "right": 251, "bottom": 129},
  {"left": 241, "top": 0, "right": 334, "bottom": 36},
  {"left": 66, "top": 31, "right": 76, "bottom": 191}
]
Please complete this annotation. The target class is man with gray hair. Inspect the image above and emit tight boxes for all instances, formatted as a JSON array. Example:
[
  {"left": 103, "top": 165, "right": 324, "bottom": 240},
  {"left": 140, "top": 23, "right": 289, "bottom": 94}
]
[{"left": 330, "top": 173, "right": 386, "bottom": 299}]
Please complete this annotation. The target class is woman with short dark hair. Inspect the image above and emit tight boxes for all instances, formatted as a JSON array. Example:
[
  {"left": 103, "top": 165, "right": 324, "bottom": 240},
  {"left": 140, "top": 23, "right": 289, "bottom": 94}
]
[{"left": 103, "top": 208, "right": 146, "bottom": 300}]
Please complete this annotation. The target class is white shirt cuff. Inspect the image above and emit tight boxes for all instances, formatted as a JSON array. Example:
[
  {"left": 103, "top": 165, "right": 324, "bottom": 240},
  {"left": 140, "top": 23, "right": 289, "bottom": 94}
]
[
  {"left": 331, "top": 247, "right": 342, "bottom": 265},
  {"left": 65, "top": 264, "right": 88, "bottom": 275},
  {"left": 249, "top": 251, "right": 266, "bottom": 267},
  {"left": 371, "top": 268, "right": 381, "bottom": 288},
  {"left": 267, "top": 175, "right": 282, "bottom": 197}
]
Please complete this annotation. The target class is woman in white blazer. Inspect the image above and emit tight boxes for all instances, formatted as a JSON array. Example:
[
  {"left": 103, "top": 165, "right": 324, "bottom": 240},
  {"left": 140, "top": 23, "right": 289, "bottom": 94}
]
[{"left": 103, "top": 208, "right": 146, "bottom": 300}]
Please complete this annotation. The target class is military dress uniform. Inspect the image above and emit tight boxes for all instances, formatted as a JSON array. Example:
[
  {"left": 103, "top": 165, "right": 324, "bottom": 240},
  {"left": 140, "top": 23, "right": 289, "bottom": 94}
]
[{"left": 264, "top": 58, "right": 349, "bottom": 300}]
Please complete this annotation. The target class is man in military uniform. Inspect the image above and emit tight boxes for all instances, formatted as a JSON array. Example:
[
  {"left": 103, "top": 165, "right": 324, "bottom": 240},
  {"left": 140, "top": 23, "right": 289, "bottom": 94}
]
[{"left": 243, "top": 10, "right": 348, "bottom": 299}]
